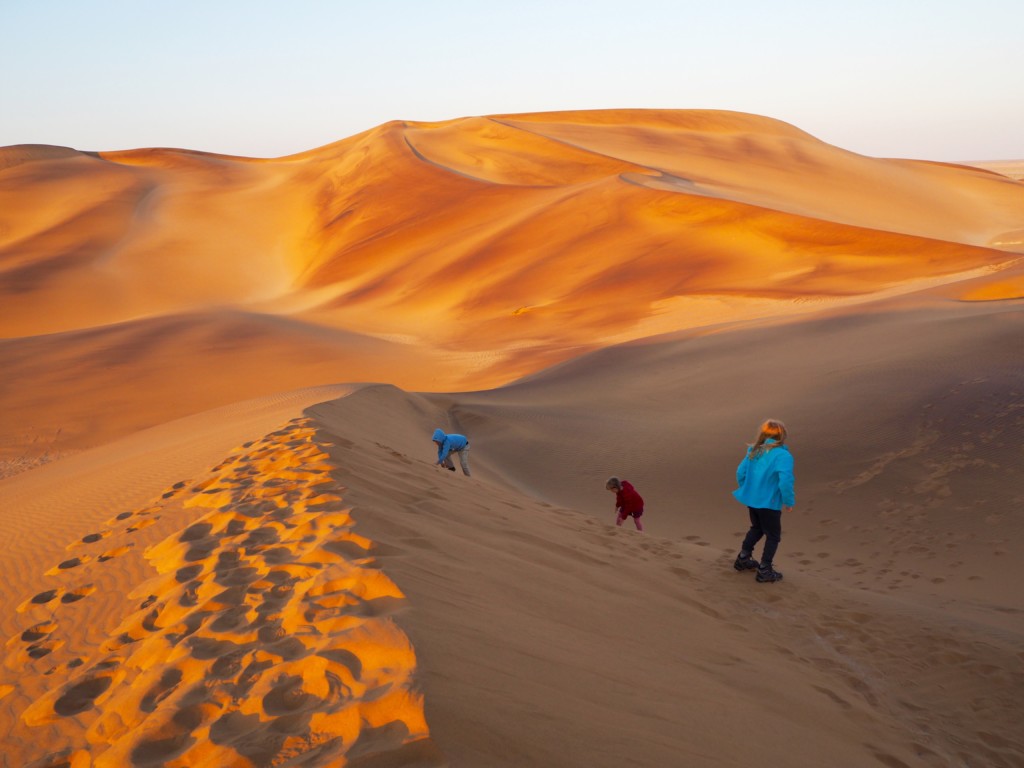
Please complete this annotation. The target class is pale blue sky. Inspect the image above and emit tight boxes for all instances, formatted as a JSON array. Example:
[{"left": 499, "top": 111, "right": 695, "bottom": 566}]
[{"left": 2, "top": 0, "right": 1021, "bottom": 160}]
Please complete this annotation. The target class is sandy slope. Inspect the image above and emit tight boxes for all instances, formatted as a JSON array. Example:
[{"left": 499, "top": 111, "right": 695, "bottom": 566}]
[
  {"left": 310, "top": 378, "right": 1023, "bottom": 768},
  {"left": 4, "top": 314, "right": 1018, "bottom": 766},
  {"left": 1, "top": 110, "right": 1023, "bottom": 766},
  {"left": 3, "top": 311, "right": 1020, "bottom": 766},
  {"left": 3, "top": 111, "right": 1024, "bottom": 467}
]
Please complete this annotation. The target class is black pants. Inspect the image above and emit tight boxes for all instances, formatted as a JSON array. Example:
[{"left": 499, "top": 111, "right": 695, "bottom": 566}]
[{"left": 741, "top": 507, "right": 782, "bottom": 566}]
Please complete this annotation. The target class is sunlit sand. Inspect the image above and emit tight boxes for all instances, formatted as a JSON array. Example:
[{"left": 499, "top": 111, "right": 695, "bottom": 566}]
[{"left": 2, "top": 109, "right": 1023, "bottom": 767}]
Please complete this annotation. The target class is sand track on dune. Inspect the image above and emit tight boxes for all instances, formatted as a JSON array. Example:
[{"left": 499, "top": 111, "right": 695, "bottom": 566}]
[{"left": 2, "top": 418, "right": 440, "bottom": 768}]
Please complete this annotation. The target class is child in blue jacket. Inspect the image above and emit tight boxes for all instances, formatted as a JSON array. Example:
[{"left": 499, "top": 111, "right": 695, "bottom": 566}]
[
  {"left": 732, "top": 419, "right": 794, "bottom": 583},
  {"left": 432, "top": 428, "right": 471, "bottom": 476}
]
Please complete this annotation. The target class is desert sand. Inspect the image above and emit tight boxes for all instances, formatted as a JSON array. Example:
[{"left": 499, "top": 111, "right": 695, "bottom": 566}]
[{"left": 1, "top": 109, "right": 1022, "bottom": 767}]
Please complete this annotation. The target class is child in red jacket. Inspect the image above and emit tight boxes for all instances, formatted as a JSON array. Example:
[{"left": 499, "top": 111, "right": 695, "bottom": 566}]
[{"left": 607, "top": 476, "right": 644, "bottom": 532}]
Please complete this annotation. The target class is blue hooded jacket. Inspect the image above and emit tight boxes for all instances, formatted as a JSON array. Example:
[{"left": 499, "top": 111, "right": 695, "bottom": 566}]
[
  {"left": 433, "top": 428, "right": 468, "bottom": 464},
  {"left": 732, "top": 439, "right": 795, "bottom": 510}
]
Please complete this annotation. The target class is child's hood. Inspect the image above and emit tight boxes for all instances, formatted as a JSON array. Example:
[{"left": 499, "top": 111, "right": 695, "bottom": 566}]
[
  {"left": 432, "top": 428, "right": 447, "bottom": 442},
  {"left": 748, "top": 439, "right": 791, "bottom": 458}
]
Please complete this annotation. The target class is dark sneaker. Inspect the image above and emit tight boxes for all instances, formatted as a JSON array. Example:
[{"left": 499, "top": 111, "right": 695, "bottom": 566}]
[
  {"left": 733, "top": 553, "right": 759, "bottom": 571},
  {"left": 756, "top": 565, "right": 783, "bottom": 583}
]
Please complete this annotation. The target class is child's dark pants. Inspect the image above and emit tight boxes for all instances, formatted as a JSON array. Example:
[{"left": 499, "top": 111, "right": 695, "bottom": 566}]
[{"left": 741, "top": 507, "right": 782, "bottom": 566}]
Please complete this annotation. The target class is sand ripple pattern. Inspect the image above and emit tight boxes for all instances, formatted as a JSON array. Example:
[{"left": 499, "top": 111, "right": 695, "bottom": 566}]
[{"left": 10, "top": 418, "right": 438, "bottom": 767}]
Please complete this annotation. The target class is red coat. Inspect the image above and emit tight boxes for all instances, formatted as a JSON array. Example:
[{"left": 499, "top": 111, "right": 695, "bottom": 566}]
[{"left": 616, "top": 481, "right": 644, "bottom": 516}]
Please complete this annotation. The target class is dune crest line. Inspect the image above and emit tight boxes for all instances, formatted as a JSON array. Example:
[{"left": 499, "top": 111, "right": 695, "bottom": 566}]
[{"left": 4, "top": 418, "right": 438, "bottom": 768}]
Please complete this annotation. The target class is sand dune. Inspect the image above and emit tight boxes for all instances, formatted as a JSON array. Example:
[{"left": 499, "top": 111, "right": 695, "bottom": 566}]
[
  {"left": 1, "top": 406, "right": 437, "bottom": 767},
  {"left": 4, "top": 110, "right": 1024, "bottom": 466},
  {"left": 309, "top": 372, "right": 1024, "bottom": 767},
  {"left": 1, "top": 110, "right": 1023, "bottom": 766}
]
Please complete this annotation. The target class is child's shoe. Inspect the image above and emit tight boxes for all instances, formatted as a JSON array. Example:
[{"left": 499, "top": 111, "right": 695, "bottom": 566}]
[
  {"left": 733, "top": 552, "right": 759, "bottom": 571},
  {"left": 755, "top": 564, "right": 784, "bottom": 583}
]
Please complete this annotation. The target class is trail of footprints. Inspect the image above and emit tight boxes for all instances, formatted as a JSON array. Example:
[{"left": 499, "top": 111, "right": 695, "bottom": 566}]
[
  {"left": 7, "top": 502, "right": 169, "bottom": 670},
  {"left": 3, "top": 418, "right": 436, "bottom": 768}
]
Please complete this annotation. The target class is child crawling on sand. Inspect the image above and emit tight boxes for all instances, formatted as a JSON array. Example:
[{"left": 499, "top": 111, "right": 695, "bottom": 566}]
[
  {"left": 432, "top": 428, "right": 471, "bottom": 476},
  {"left": 606, "top": 476, "right": 644, "bottom": 532}
]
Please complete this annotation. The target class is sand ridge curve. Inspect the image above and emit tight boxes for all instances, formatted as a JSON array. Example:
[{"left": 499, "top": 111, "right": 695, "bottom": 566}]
[
  {"left": 4, "top": 110, "right": 1024, "bottom": 469},
  {"left": 1, "top": 418, "right": 439, "bottom": 768}
]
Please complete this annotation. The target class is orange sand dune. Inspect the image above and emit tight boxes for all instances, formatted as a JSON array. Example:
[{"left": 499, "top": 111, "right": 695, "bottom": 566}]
[
  {"left": 3, "top": 110, "right": 1024, "bottom": 468},
  {"left": 0, "top": 309, "right": 460, "bottom": 466},
  {"left": 1, "top": 110, "right": 1023, "bottom": 767},
  {"left": 965, "top": 159, "right": 1024, "bottom": 182},
  {"left": 3, "top": 294, "right": 1021, "bottom": 765},
  {"left": 493, "top": 110, "right": 1024, "bottom": 248}
]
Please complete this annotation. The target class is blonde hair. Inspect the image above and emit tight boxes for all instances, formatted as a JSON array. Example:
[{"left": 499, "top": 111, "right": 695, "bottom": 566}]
[
  {"left": 749, "top": 419, "right": 788, "bottom": 458},
  {"left": 606, "top": 477, "right": 622, "bottom": 491}
]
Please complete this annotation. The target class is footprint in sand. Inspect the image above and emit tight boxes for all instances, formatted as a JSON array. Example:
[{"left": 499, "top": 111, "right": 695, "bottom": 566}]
[
  {"left": 126, "top": 516, "right": 159, "bottom": 533},
  {"left": 98, "top": 544, "right": 133, "bottom": 562},
  {"left": 139, "top": 668, "right": 184, "bottom": 713},
  {"left": 19, "top": 620, "right": 58, "bottom": 643},
  {"left": 66, "top": 530, "right": 112, "bottom": 550},
  {"left": 21, "top": 588, "right": 62, "bottom": 610},
  {"left": 50, "top": 670, "right": 116, "bottom": 717},
  {"left": 161, "top": 481, "right": 188, "bottom": 500},
  {"left": 389, "top": 449, "right": 414, "bottom": 465},
  {"left": 45, "top": 556, "right": 92, "bottom": 576},
  {"left": 62, "top": 585, "right": 96, "bottom": 603},
  {"left": 6, "top": 621, "right": 64, "bottom": 665},
  {"left": 24, "top": 638, "right": 65, "bottom": 661},
  {"left": 19, "top": 583, "right": 98, "bottom": 614},
  {"left": 812, "top": 684, "right": 852, "bottom": 710},
  {"left": 40, "top": 656, "right": 87, "bottom": 679}
]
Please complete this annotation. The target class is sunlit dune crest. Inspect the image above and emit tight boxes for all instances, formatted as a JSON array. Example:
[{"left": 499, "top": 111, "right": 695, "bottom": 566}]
[
  {"left": 960, "top": 275, "right": 1024, "bottom": 301},
  {"left": 2, "top": 419, "right": 437, "bottom": 767}
]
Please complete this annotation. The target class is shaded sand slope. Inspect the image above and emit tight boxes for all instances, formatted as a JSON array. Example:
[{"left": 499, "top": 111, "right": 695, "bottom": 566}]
[
  {"left": 307, "top": 378, "right": 1023, "bottom": 768},
  {"left": 4, "top": 111, "right": 1024, "bottom": 468},
  {"left": 0, "top": 310, "right": 456, "bottom": 470},
  {"left": 434, "top": 287, "right": 1024, "bottom": 617}
]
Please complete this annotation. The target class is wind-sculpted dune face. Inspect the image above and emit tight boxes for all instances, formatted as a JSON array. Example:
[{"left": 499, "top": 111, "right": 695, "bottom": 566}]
[
  {"left": 1, "top": 109, "right": 1023, "bottom": 465},
  {"left": 1, "top": 419, "right": 439, "bottom": 768}
]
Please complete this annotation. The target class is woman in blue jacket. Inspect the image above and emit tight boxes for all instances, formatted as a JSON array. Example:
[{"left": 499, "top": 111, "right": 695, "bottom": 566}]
[{"left": 732, "top": 419, "right": 794, "bottom": 583}]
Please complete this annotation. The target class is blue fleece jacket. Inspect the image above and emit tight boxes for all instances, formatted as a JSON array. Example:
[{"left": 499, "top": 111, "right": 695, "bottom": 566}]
[
  {"left": 433, "top": 428, "right": 468, "bottom": 464},
  {"left": 732, "top": 439, "right": 795, "bottom": 510}
]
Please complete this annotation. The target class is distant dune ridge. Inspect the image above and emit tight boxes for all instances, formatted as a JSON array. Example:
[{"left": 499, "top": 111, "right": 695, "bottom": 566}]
[
  {"left": 3, "top": 109, "right": 1023, "bottom": 465},
  {"left": 1, "top": 110, "right": 1023, "bottom": 767}
]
